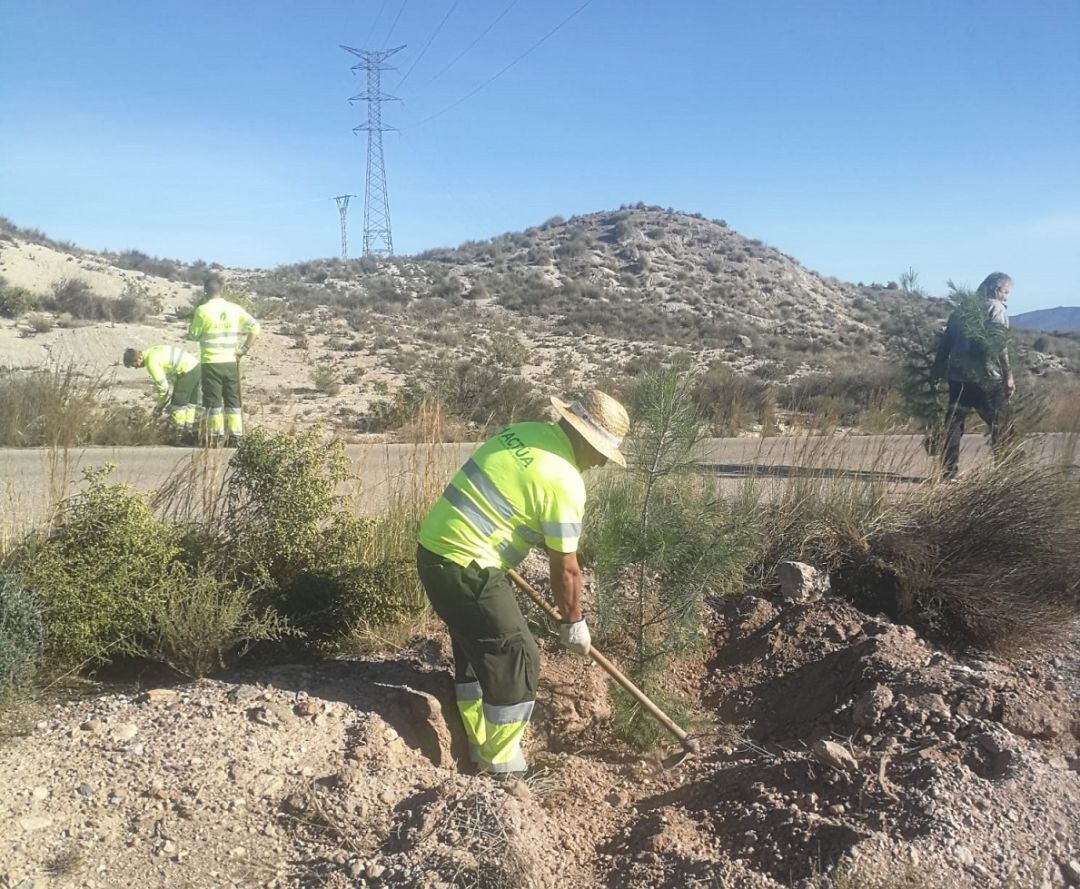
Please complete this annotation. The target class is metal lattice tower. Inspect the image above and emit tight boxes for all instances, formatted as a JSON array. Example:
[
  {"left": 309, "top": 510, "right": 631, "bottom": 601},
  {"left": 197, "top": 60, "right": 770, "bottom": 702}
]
[
  {"left": 332, "top": 194, "right": 356, "bottom": 260},
  {"left": 340, "top": 44, "right": 405, "bottom": 257}
]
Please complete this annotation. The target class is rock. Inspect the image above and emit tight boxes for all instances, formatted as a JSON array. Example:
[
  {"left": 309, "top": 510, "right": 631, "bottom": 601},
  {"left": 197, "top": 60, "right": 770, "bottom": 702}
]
[
  {"left": 1062, "top": 860, "right": 1080, "bottom": 887},
  {"left": 366, "top": 862, "right": 386, "bottom": 880},
  {"left": 80, "top": 718, "right": 104, "bottom": 734},
  {"left": 812, "top": 739, "right": 858, "bottom": 771},
  {"left": 349, "top": 860, "right": 366, "bottom": 879},
  {"left": 506, "top": 779, "right": 532, "bottom": 800},
  {"left": 732, "top": 334, "right": 753, "bottom": 350},
  {"left": 76, "top": 782, "right": 95, "bottom": 798},
  {"left": 606, "top": 789, "right": 631, "bottom": 807},
  {"left": 228, "top": 684, "right": 259, "bottom": 704},
  {"left": 112, "top": 723, "right": 138, "bottom": 742},
  {"left": 852, "top": 685, "right": 894, "bottom": 728},
  {"left": 953, "top": 844, "right": 975, "bottom": 867},
  {"left": 31, "top": 786, "right": 48, "bottom": 800},
  {"left": 248, "top": 706, "right": 278, "bottom": 727},
  {"left": 255, "top": 773, "right": 285, "bottom": 799},
  {"left": 294, "top": 700, "right": 320, "bottom": 718},
  {"left": 137, "top": 689, "right": 178, "bottom": 704},
  {"left": 1001, "top": 697, "right": 1068, "bottom": 740},
  {"left": 18, "top": 815, "right": 54, "bottom": 832},
  {"left": 777, "top": 561, "right": 830, "bottom": 602}
]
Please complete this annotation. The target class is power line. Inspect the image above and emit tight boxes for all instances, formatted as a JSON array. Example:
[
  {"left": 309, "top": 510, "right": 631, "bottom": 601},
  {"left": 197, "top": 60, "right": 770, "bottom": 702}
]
[
  {"left": 401, "top": 0, "right": 596, "bottom": 130},
  {"left": 363, "top": 0, "right": 390, "bottom": 47},
  {"left": 395, "top": 0, "right": 459, "bottom": 90},
  {"left": 382, "top": 0, "right": 408, "bottom": 48},
  {"left": 419, "top": 0, "right": 521, "bottom": 88}
]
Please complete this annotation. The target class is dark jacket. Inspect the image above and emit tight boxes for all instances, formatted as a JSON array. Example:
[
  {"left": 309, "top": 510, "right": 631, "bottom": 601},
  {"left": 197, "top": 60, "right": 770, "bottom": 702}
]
[{"left": 933, "top": 299, "right": 1010, "bottom": 384}]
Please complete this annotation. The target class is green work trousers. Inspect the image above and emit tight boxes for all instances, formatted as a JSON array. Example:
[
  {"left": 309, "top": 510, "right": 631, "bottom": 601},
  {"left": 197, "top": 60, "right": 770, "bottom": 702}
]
[
  {"left": 201, "top": 361, "right": 243, "bottom": 439},
  {"left": 416, "top": 545, "right": 538, "bottom": 774},
  {"left": 168, "top": 366, "right": 201, "bottom": 430}
]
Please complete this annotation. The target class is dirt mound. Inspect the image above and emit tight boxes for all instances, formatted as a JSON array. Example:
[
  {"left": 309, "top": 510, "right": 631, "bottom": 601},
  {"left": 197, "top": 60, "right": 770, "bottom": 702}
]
[{"left": 2, "top": 595, "right": 1077, "bottom": 888}]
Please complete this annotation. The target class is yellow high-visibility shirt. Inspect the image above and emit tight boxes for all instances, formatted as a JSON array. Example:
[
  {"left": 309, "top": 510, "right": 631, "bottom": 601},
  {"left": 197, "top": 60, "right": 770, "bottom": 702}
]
[
  {"left": 418, "top": 422, "right": 586, "bottom": 570},
  {"left": 186, "top": 296, "right": 260, "bottom": 364},
  {"left": 142, "top": 344, "right": 198, "bottom": 406}
]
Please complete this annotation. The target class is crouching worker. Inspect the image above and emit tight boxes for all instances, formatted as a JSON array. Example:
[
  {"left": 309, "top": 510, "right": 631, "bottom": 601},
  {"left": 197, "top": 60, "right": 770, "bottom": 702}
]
[
  {"left": 416, "top": 389, "right": 629, "bottom": 777},
  {"left": 123, "top": 345, "right": 201, "bottom": 445}
]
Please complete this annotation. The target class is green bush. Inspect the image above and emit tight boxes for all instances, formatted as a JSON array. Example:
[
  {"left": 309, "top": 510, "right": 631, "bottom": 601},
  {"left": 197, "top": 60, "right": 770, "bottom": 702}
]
[
  {"left": 0, "top": 575, "right": 44, "bottom": 697},
  {"left": 146, "top": 573, "right": 290, "bottom": 678},
  {"left": 0, "top": 282, "right": 38, "bottom": 318},
  {"left": 39, "top": 277, "right": 156, "bottom": 323},
  {"left": 311, "top": 363, "right": 342, "bottom": 395},
  {"left": 11, "top": 466, "right": 181, "bottom": 666},
  {"left": 489, "top": 332, "right": 530, "bottom": 369},
  {"left": 223, "top": 427, "right": 351, "bottom": 587},
  {"left": 220, "top": 430, "right": 423, "bottom": 640}
]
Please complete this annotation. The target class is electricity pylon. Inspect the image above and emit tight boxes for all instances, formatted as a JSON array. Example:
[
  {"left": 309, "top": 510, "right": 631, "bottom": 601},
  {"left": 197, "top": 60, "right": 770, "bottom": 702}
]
[
  {"left": 340, "top": 44, "right": 405, "bottom": 257},
  {"left": 332, "top": 194, "right": 356, "bottom": 260}
]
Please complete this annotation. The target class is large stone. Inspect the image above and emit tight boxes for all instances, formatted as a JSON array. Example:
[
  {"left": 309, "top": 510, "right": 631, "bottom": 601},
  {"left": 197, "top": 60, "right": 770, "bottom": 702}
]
[
  {"left": 852, "top": 685, "right": 894, "bottom": 728},
  {"left": 778, "top": 561, "right": 830, "bottom": 602},
  {"left": 112, "top": 723, "right": 138, "bottom": 742},
  {"left": 812, "top": 739, "right": 858, "bottom": 771},
  {"left": 18, "top": 815, "right": 54, "bottom": 832}
]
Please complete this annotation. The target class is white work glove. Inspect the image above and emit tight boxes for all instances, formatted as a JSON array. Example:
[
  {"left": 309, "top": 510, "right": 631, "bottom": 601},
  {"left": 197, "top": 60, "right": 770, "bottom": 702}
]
[{"left": 558, "top": 618, "right": 591, "bottom": 657}]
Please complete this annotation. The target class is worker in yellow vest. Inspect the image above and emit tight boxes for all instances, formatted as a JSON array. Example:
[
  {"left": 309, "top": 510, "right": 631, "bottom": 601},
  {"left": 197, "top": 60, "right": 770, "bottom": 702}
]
[
  {"left": 416, "top": 389, "right": 629, "bottom": 778},
  {"left": 187, "top": 276, "right": 260, "bottom": 446},
  {"left": 123, "top": 344, "right": 201, "bottom": 445}
]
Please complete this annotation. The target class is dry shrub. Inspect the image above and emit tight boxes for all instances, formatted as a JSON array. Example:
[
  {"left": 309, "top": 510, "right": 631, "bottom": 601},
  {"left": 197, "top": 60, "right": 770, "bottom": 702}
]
[
  {"left": 868, "top": 459, "right": 1080, "bottom": 652},
  {"left": 147, "top": 573, "right": 290, "bottom": 678},
  {"left": 0, "top": 364, "right": 165, "bottom": 447}
]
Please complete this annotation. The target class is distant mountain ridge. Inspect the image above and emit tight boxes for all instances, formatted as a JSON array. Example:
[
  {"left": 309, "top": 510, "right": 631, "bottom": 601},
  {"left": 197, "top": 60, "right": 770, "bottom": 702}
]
[{"left": 1011, "top": 306, "right": 1080, "bottom": 334}]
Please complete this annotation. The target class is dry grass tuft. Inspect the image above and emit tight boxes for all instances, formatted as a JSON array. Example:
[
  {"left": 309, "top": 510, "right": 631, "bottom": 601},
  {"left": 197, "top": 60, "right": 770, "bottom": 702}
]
[{"left": 868, "top": 457, "right": 1080, "bottom": 652}]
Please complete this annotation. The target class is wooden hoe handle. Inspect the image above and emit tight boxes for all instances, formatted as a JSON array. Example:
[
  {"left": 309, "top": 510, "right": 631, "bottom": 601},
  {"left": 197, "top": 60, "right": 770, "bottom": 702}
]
[{"left": 506, "top": 569, "right": 693, "bottom": 749}]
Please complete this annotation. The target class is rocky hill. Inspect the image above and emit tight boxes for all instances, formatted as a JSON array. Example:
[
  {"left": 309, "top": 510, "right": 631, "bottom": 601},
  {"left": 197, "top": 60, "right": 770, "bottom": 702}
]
[
  {"left": 3, "top": 208, "right": 1077, "bottom": 437},
  {"left": 1013, "top": 306, "right": 1080, "bottom": 334}
]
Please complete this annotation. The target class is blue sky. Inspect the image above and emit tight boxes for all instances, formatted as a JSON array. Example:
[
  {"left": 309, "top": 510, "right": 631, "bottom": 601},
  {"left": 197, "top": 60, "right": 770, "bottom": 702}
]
[{"left": 1, "top": 0, "right": 1077, "bottom": 312}]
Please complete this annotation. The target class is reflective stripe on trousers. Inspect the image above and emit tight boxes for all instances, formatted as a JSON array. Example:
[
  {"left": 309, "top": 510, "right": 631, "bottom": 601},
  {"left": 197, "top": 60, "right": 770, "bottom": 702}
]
[
  {"left": 208, "top": 406, "right": 224, "bottom": 436},
  {"left": 455, "top": 681, "right": 532, "bottom": 773}
]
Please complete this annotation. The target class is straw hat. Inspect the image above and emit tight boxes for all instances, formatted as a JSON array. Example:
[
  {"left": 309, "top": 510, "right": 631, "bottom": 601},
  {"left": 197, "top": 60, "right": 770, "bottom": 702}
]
[{"left": 551, "top": 389, "right": 630, "bottom": 467}]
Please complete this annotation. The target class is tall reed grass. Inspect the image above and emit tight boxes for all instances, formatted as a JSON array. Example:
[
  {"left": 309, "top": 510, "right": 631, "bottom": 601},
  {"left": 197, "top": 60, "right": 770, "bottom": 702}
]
[{"left": 0, "top": 363, "right": 165, "bottom": 447}]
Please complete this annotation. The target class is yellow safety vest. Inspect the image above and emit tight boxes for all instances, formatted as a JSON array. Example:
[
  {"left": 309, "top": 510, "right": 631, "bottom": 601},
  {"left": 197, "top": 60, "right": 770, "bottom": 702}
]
[
  {"left": 187, "top": 297, "right": 260, "bottom": 364},
  {"left": 418, "top": 422, "right": 586, "bottom": 570},
  {"left": 143, "top": 344, "right": 198, "bottom": 406}
]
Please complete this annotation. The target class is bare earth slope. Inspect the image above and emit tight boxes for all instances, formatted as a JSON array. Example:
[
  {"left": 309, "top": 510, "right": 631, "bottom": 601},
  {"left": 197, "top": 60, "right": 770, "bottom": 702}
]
[{"left": 3, "top": 587, "right": 1077, "bottom": 888}]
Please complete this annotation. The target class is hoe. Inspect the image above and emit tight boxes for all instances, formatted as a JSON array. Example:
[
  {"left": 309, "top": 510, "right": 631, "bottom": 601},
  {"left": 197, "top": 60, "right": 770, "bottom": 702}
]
[{"left": 508, "top": 569, "right": 700, "bottom": 770}]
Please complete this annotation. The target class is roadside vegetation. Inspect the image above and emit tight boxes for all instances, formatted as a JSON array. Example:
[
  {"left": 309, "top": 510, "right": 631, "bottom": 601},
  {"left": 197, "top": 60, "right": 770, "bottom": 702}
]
[
  {"left": 0, "top": 364, "right": 166, "bottom": 447},
  {"left": 3, "top": 365, "right": 1076, "bottom": 729}
]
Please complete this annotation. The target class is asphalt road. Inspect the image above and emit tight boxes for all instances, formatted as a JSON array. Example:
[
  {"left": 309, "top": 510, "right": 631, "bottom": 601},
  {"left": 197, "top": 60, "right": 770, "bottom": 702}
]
[{"left": 1, "top": 434, "right": 1073, "bottom": 540}]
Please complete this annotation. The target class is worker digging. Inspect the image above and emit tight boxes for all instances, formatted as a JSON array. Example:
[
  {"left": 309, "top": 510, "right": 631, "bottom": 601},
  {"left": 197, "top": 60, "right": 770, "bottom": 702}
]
[
  {"left": 415, "top": 389, "right": 630, "bottom": 779},
  {"left": 187, "top": 274, "right": 260, "bottom": 447},
  {"left": 123, "top": 343, "right": 202, "bottom": 446}
]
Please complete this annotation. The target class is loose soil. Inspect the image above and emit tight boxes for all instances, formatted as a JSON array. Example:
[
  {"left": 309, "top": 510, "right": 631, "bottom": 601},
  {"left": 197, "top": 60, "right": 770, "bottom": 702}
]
[{"left": 2, "top": 591, "right": 1077, "bottom": 888}]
